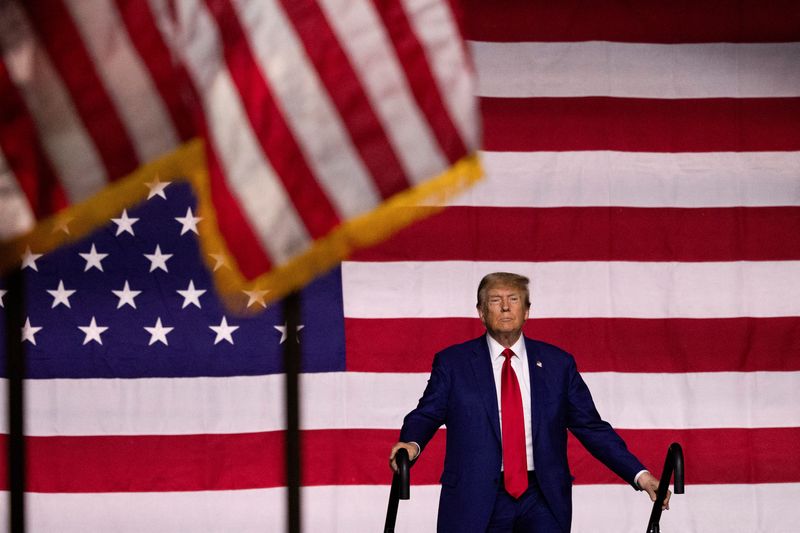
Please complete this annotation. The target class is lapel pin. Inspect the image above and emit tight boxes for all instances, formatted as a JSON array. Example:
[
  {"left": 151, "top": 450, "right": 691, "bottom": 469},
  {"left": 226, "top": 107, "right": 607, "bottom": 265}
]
[{"left": 536, "top": 360, "right": 543, "bottom": 368}]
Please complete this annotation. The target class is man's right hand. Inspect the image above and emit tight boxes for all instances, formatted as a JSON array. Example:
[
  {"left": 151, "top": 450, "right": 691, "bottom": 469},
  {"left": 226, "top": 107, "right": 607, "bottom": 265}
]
[
  {"left": 389, "top": 442, "right": 419, "bottom": 472},
  {"left": 638, "top": 471, "right": 671, "bottom": 510}
]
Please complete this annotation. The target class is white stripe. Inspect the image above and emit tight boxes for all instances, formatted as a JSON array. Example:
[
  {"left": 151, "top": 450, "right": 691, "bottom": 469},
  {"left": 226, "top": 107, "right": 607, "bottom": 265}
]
[
  {"left": 457, "top": 151, "right": 800, "bottom": 208},
  {"left": 64, "top": 0, "right": 180, "bottom": 163},
  {"left": 167, "top": 0, "right": 310, "bottom": 263},
  {"left": 17, "top": 371, "right": 797, "bottom": 436},
  {"left": 24, "top": 489, "right": 287, "bottom": 533},
  {"left": 584, "top": 371, "right": 800, "bottom": 429},
  {"left": 342, "top": 260, "right": 800, "bottom": 319},
  {"left": 22, "top": 375, "right": 283, "bottom": 436},
  {"left": 316, "top": 0, "right": 448, "bottom": 184},
  {"left": 17, "top": 483, "right": 800, "bottom": 533},
  {"left": 402, "top": 0, "right": 479, "bottom": 151},
  {"left": 231, "top": 0, "right": 381, "bottom": 219},
  {"left": 0, "top": 149, "right": 35, "bottom": 240},
  {"left": 472, "top": 41, "right": 800, "bottom": 98},
  {"left": 574, "top": 483, "right": 800, "bottom": 533},
  {"left": 145, "top": 0, "right": 177, "bottom": 40},
  {"left": 0, "top": 1, "right": 107, "bottom": 202}
]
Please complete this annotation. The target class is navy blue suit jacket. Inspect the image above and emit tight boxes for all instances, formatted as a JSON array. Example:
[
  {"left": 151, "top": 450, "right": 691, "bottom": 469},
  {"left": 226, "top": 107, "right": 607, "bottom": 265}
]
[{"left": 399, "top": 336, "right": 645, "bottom": 532}]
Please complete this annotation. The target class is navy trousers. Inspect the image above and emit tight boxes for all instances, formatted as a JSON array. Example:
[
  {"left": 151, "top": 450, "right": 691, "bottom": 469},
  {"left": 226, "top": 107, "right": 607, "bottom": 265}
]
[{"left": 486, "top": 472, "right": 562, "bottom": 533}]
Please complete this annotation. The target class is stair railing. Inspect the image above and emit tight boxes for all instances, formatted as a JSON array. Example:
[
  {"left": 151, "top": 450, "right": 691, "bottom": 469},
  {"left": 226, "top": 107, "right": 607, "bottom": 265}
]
[
  {"left": 646, "top": 442, "right": 685, "bottom": 533},
  {"left": 383, "top": 448, "right": 410, "bottom": 533}
]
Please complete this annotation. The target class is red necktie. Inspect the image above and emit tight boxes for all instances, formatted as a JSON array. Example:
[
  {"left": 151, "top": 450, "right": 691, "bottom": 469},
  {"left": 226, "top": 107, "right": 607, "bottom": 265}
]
[{"left": 501, "top": 348, "right": 528, "bottom": 498}]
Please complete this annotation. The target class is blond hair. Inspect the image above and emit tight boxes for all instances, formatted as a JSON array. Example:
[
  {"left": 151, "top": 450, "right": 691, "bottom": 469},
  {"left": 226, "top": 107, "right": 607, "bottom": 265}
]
[{"left": 476, "top": 272, "right": 531, "bottom": 310}]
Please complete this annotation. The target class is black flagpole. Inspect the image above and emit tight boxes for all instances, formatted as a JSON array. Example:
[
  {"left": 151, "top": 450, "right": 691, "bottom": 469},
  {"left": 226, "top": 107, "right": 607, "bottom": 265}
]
[
  {"left": 283, "top": 291, "right": 302, "bottom": 533},
  {"left": 5, "top": 267, "right": 26, "bottom": 533}
]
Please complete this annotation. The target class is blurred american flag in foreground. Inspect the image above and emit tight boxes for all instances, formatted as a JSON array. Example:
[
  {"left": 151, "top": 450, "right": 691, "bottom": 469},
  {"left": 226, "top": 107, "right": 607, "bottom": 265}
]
[{"left": 0, "top": 0, "right": 480, "bottom": 300}]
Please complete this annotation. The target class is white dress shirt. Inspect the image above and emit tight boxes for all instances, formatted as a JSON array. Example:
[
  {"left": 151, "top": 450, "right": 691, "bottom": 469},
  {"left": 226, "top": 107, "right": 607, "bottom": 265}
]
[{"left": 486, "top": 333, "right": 534, "bottom": 471}]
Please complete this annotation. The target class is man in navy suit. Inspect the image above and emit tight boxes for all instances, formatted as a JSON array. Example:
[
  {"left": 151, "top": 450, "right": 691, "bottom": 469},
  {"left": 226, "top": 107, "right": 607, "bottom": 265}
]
[{"left": 390, "top": 272, "right": 669, "bottom": 532}]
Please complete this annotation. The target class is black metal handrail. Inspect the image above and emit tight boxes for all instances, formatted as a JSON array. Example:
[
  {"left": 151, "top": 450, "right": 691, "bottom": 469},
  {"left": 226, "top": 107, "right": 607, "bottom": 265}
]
[
  {"left": 384, "top": 448, "right": 410, "bottom": 533},
  {"left": 646, "top": 442, "right": 684, "bottom": 533}
]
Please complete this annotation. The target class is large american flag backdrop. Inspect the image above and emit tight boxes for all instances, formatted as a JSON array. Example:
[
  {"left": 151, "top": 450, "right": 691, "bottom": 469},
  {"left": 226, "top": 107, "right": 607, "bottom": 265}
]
[{"left": 1, "top": 1, "right": 799, "bottom": 532}]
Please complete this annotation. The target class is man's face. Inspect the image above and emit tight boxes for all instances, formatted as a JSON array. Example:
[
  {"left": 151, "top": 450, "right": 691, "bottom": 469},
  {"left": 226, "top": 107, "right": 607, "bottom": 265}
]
[{"left": 478, "top": 285, "right": 529, "bottom": 339}]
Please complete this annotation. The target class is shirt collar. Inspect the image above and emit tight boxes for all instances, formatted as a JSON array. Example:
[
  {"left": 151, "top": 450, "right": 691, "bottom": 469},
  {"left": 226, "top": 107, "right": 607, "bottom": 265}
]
[{"left": 486, "top": 332, "right": 526, "bottom": 360}]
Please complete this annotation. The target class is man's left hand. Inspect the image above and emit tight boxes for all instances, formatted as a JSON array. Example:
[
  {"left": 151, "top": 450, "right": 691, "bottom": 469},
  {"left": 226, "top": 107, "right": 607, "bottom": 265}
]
[{"left": 637, "top": 472, "right": 671, "bottom": 510}]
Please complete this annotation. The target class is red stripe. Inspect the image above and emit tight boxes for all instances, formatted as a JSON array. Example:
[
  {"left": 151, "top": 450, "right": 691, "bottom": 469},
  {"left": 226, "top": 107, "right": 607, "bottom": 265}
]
[
  {"left": 344, "top": 317, "right": 800, "bottom": 373},
  {"left": 0, "top": 59, "right": 68, "bottom": 217},
  {"left": 481, "top": 97, "right": 800, "bottom": 152},
  {"left": 352, "top": 206, "right": 800, "bottom": 262},
  {"left": 462, "top": 0, "right": 800, "bottom": 43},
  {"left": 114, "top": 0, "right": 195, "bottom": 142},
  {"left": 20, "top": 432, "right": 286, "bottom": 492},
  {"left": 4, "top": 427, "right": 795, "bottom": 491},
  {"left": 279, "top": 0, "right": 411, "bottom": 199},
  {"left": 205, "top": 0, "right": 340, "bottom": 238},
  {"left": 372, "top": 0, "right": 468, "bottom": 165},
  {"left": 410, "top": 428, "right": 800, "bottom": 486},
  {"left": 570, "top": 428, "right": 800, "bottom": 485},
  {"left": 22, "top": 0, "right": 139, "bottom": 180}
]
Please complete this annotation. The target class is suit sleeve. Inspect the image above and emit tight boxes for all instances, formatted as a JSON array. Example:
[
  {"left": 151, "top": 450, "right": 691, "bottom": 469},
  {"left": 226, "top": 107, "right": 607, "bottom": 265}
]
[
  {"left": 399, "top": 352, "right": 450, "bottom": 453},
  {"left": 564, "top": 355, "right": 646, "bottom": 489}
]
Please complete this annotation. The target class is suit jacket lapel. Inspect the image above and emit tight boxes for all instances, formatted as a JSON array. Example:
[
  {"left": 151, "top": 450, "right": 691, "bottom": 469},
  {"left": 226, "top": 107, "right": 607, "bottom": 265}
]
[
  {"left": 469, "top": 337, "right": 502, "bottom": 445},
  {"left": 525, "top": 337, "right": 543, "bottom": 446}
]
